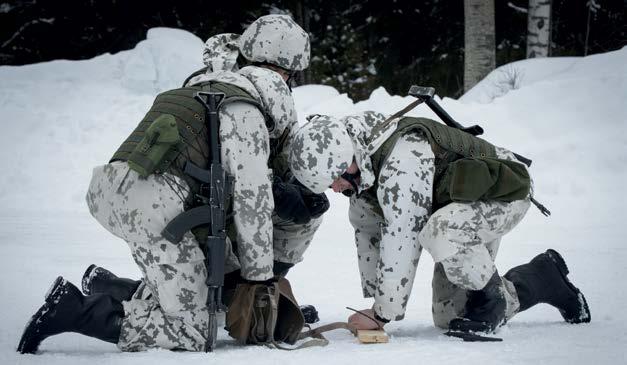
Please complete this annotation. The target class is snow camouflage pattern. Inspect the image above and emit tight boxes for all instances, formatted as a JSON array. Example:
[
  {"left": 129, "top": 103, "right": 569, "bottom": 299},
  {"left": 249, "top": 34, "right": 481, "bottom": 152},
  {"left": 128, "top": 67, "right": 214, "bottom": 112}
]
[
  {"left": 289, "top": 115, "right": 354, "bottom": 194},
  {"left": 186, "top": 66, "right": 297, "bottom": 140},
  {"left": 202, "top": 33, "right": 240, "bottom": 73},
  {"left": 86, "top": 162, "right": 212, "bottom": 351},
  {"left": 183, "top": 44, "right": 309, "bottom": 276},
  {"left": 86, "top": 160, "right": 321, "bottom": 350},
  {"left": 424, "top": 146, "right": 531, "bottom": 327},
  {"left": 290, "top": 112, "right": 531, "bottom": 323},
  {"left": 289, "top": 112, "right": 400, "bottom": 195},
  {"left": 238, "top": 66, "right": 298, "bottom": 139},
  {"left": 239, "top": 14, "right": 310, "bottom": 71},
  {"left": 350, "top": 134, "right": 432, "bottom": 321}
]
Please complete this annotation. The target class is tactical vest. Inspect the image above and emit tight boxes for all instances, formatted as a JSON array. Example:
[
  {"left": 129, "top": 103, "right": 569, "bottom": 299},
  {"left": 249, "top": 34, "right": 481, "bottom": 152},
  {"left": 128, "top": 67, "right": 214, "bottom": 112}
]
[
  {"left": 366, "top": 117, "right": 531, "bottom": 209},
  {"left": 110, "top": 81, "right": 292, "bottom": 247},
  {"left": 110, "top": 81, "right": 272, "bottom": 198}
]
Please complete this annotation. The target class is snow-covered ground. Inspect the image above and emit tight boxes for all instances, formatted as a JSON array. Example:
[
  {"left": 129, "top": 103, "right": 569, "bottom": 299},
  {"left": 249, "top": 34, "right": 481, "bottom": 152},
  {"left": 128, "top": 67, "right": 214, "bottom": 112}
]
[{"left": 1, "top": 28, "right": 626, "bottom": 364}]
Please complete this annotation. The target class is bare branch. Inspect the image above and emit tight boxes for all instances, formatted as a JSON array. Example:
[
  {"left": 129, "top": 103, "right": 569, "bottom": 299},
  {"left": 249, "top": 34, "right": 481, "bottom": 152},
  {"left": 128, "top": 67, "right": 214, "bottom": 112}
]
[
  {"left": 507, "top": 2, "right": 528, "bottom": 13},
  {"left": 2, "top": 18, "right": 55, "bottom": 49}
]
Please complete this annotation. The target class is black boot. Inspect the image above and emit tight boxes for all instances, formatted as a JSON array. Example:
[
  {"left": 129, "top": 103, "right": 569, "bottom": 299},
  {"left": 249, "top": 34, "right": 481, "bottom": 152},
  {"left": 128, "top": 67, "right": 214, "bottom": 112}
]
[
  {"left": 504, "top": 249, "right": 591, "bottom": 323},
  {"left": 299, "top": 304, "right": 320, "bottom": 324},
  {"left": 82, "top": 264, "right": 141, "bottom": 302},
  {"left": 448, "top": 271, "right": 506, "bottom": 333},
  {"left": 18, "top": 276, "right": 124, "bottom": 354}
]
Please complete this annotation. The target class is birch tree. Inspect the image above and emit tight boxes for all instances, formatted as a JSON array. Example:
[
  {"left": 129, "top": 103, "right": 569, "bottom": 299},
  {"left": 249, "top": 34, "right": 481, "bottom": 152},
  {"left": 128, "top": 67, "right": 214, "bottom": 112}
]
[
  {"left": 526, "top": 0, "right": 552, "bottom": 58},
  {"left": 584, "top": 0, "right": 601, "bottom": 56},
  {"left": 464, "top": 0, "right": 496, "bottom": 92}
]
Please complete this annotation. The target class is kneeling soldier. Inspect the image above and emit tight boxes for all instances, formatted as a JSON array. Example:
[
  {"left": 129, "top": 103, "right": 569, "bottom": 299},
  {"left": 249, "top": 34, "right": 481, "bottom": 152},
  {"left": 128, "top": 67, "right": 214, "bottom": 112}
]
[
  {"left": 288, "top": 112, "right": 590, "bottom": 335},
  {"left": 18, "top": 15, "right": 326, "bottom": 353}
]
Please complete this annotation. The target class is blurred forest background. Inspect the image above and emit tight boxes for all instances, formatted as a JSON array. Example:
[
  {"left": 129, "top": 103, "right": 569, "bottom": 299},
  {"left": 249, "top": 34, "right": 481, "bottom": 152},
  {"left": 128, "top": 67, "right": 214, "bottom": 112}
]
[{"left": 1, "top": 0, "right": 624, "bottom": 100}]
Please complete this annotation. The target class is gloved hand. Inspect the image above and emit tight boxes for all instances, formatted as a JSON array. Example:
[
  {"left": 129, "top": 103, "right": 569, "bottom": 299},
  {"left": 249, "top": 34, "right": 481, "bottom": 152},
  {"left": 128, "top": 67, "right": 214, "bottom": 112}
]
[
  {"left": 272, "top": 176, "right": 329, "bottom": 224},
  {"left": 299, "top": 186, "right": 330, "bottom": 219},
  {"left": 272, "top": 176, "right": 310, "bottom": 224}
]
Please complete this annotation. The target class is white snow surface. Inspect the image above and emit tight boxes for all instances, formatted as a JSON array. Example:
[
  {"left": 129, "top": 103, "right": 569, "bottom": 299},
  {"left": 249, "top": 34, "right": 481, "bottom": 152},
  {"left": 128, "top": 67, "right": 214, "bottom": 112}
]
[{"left": 1, "top": 28, "right": 626, "bottom": 364}]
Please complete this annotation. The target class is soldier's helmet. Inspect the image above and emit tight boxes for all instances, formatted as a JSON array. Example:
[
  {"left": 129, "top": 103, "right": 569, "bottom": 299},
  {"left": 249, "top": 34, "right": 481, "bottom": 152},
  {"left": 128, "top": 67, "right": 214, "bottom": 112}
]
[
  {"left": 239, "top": 14, "right": 310, "bottom": 71},
  {"left": 288, "top": 115, "right": 354, "bottom": 193}
]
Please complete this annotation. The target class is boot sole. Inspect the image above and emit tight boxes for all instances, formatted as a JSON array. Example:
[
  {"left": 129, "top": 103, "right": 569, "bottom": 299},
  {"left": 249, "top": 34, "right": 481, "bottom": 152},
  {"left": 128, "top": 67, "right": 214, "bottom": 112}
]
[
  {"left": 17, "top": 276, "right": 66, "bottom": 354},
  {"left": 545, "top": 249, "right": 591, "bottom": 324},
  {"left": 81, "top": 264, "right": 98, "bottom": 296}
]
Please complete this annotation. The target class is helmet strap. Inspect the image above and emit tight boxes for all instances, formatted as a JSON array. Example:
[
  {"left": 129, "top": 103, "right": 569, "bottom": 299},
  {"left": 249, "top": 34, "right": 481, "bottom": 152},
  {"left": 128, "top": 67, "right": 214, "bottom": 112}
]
[{"left": 285, "top": 71, "right": 298, "bottom": 92}]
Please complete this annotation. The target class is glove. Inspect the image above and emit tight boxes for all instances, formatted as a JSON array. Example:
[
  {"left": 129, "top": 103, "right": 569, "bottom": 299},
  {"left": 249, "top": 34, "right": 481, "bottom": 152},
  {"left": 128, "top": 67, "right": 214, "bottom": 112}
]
[
  {"left": 272, "top": 176, "right": 313, "bottom": 224},
  {"left": 272, "top": 176, "right": 330, "bottom": 224},
  {"left": 300, "top": 187, "right": 330, "bottom": 219}
]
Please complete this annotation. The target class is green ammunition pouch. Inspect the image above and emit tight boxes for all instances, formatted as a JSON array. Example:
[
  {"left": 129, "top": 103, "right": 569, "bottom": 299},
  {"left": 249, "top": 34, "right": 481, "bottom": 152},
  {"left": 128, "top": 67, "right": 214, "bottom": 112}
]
[
  {"left": 436, "top": 157, "right": 531, "bottom": 205},
  {"left": 126, "top": 114, "right": 183, "bottom": 178},
  {"left": 226, "top": 278, "right": 305, "bottom": 345}
]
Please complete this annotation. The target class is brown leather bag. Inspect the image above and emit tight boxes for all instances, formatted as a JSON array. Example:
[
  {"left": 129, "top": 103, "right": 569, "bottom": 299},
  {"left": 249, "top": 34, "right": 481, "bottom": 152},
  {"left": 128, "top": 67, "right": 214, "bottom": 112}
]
[{"left": 226, "top": 278, "right": 305, "bottom": 345}]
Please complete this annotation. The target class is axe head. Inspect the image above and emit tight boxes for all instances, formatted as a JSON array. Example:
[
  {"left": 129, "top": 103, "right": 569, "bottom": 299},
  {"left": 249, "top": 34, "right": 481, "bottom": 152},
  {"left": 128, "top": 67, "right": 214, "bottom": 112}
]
[{"left": 408, "top": 85, "right": 435, "bottom": 100}]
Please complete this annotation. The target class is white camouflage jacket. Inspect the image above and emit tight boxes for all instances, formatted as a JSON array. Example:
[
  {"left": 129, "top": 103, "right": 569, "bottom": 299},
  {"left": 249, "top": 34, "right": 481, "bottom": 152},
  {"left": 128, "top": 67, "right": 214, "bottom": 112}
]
[
  {"left": 186, "top": 34, "right": 299, "bottom": 281},
  {"left": 343, "top": 112, "right": 528, "bottom": 321}
]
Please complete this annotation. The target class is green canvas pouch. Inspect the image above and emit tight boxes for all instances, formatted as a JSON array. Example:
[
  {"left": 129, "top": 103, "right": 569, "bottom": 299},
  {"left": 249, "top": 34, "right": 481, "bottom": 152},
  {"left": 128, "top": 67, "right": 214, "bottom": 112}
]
[
  {"left": 226, "top": 282, "right": 280, "bottom": 344},
  {"left": 437, "top": 157, "right": 531, "bottom": 204},
  {"left": 225, "top": 278, "right": 306, "bottom": 346},
  {"left": 127, "top": 114, "right": 183, "bottom": 177},
  {"left": 274, "top": 277, "right": 306, "bottom": 344}
]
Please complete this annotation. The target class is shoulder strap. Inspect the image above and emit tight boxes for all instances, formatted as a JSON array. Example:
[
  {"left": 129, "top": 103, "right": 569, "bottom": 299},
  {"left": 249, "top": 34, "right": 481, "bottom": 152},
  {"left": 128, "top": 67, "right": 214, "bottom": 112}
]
[
  {"left": 182, "top": 66, "right": 209, "bottom": 87},
  {"left": 370, "top": 98, "right": 425, "bottom": 137}
]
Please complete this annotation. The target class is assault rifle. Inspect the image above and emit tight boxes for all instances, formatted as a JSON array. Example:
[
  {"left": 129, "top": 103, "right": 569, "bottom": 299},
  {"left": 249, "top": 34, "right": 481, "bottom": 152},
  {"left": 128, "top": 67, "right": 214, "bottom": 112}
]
[{"left": 162, "top": 91, "right": 234, "bottom": 352}]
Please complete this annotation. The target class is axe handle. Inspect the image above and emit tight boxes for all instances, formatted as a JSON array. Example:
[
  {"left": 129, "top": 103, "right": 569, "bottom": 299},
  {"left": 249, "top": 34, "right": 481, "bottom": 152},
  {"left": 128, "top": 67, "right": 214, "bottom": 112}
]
[{"left": 423, "top": 97, "right": 484, "bottom": 136}]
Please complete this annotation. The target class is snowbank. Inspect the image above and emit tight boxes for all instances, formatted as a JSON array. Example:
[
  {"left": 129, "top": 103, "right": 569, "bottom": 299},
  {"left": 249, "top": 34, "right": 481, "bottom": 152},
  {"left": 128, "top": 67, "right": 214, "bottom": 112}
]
[
  {"left": 461, "top": 47, "right": 627, "bottom": 103},
  {"left": 0, "top": 28, "right": 204, "bottom": 212}
]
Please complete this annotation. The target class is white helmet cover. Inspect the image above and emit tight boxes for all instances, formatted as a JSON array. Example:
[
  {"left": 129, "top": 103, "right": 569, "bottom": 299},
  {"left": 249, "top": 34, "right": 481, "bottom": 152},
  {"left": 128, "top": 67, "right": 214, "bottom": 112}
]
[
  {"left": 289, "top": 115, "right": 354, "bottom": 193},
  {"left": 202, "top": 33, "right": 241, "bottom": 72},
  {"left": 239, "top": 14, "right": 310, "bottom": 71}
]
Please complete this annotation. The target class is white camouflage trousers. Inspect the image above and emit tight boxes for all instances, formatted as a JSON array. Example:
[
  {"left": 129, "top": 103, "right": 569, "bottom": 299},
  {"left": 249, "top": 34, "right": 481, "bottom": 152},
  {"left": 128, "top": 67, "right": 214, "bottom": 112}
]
[
  {"left": 86, "top": 161, "right": 318, "bottom": 351},
  {"left": 421, "top": 199, "right": 531, "bottom": 328},
  {"left": 350, "top": 132, "right": 531, "bottom": 324}
]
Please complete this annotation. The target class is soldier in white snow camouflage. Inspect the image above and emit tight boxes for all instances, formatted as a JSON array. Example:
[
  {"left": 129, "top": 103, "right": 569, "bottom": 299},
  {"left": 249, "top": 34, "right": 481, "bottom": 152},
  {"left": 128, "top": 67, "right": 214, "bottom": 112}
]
[
  {"left": 238, "top": 14, "right": 310, "bottom": 71},
  {"left": 289, "top": 112, "right": 590, "bottom": 335},
  {"left": 18, "top": 14, "right": 325, "bottom": 354}
]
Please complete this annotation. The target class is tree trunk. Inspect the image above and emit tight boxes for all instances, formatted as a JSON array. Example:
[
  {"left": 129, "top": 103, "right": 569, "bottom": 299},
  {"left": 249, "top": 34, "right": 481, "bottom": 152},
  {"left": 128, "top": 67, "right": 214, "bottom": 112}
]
[
  {"left": 526, "top": 0, "right": 552, "bottom": 58},
  {"left": 464, "top": 0, "right": 495, "bottom": 93},
  {"left": 292, "top": 0, "right": 311, "bottom": 86}
]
